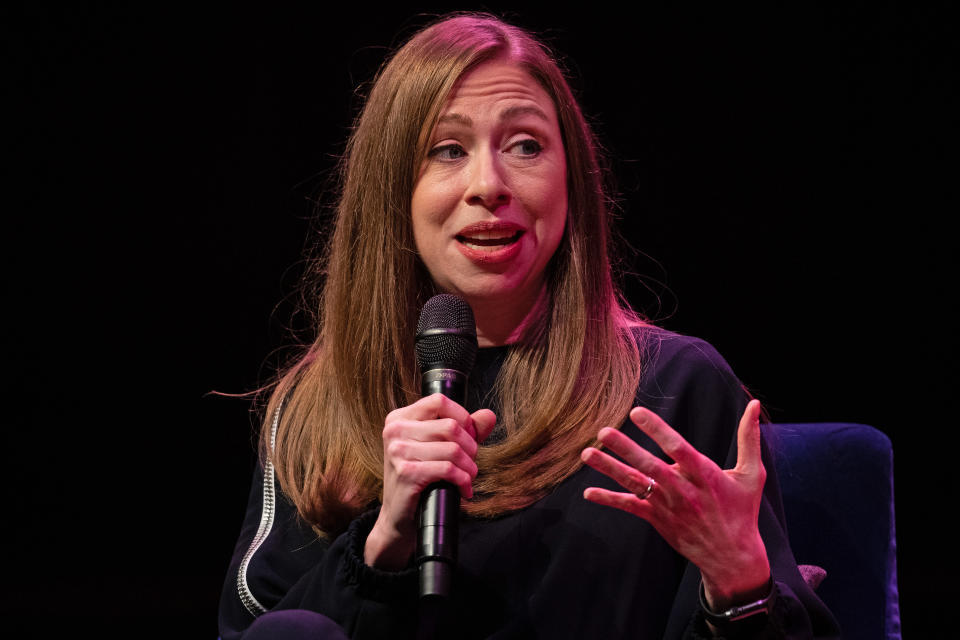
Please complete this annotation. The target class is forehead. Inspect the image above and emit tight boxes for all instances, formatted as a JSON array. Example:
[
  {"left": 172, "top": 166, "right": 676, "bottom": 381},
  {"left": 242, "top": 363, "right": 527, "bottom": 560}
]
[{"left": 440, "top": 59, "right": 557, "bottom": 121}]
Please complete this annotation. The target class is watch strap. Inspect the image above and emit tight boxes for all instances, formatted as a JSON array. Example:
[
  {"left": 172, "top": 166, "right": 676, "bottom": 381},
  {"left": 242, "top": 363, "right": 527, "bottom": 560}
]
[{"left": 699, "top": 578, "right": 777, "bottom": 627}]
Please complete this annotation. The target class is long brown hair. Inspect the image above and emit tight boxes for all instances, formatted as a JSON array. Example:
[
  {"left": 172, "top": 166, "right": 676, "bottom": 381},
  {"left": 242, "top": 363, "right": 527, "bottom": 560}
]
[{"left": 262, "top": 13, "right": 644, "bottom": 535}]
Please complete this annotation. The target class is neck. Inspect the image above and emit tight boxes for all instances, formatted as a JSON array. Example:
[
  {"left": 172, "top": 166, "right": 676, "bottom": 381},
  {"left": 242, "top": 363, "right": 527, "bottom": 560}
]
[{"left": 472, "top": 286, "right": 549, "bottom": 347}]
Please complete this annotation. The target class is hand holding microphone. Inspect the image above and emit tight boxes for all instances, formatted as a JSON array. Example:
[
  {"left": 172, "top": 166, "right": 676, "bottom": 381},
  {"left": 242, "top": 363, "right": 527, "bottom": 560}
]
[{"left": 364, "top": 295, "right": 496, "bottom": 599}]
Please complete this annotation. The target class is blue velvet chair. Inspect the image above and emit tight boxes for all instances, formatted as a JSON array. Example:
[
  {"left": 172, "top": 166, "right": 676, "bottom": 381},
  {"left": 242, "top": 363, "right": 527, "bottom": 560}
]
[{"left": 763, "top": 422, "right": 901, "bottom": 640}]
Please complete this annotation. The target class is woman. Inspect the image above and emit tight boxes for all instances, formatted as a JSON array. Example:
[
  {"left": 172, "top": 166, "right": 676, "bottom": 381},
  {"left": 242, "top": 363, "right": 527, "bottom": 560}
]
[{"left": 219, "top": 13, "right": 839, "bottom": 639}]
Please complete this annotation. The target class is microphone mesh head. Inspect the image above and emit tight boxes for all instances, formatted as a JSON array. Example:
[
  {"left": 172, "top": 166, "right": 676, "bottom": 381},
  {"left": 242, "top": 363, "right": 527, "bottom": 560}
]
[{"left": 415, "top": 294, "right": 478, "bottom": 373}]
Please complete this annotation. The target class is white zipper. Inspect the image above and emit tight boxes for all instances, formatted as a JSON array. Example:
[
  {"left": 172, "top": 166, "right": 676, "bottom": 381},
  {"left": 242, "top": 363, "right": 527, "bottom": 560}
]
[{"left": 236, "top": 401, "right": 283, "bottom": 617}]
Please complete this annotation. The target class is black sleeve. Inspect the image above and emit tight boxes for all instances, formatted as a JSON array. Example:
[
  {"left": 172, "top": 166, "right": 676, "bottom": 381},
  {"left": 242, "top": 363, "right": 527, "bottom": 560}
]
[
  {"left": 638, "top": 332, "right": 840, "bottom": 639},
  {"left": 219, "top": 331, "right": 841, "bottom": 639},
  {"left": 217, "top": 463, "right": 419, "bottom": 640}
]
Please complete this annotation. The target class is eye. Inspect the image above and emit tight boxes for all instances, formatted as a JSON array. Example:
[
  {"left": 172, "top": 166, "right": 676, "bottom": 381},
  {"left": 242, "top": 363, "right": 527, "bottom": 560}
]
[
  {"left": 507, "top": 138, "right": 543, "bottom": 157},
  {"left": 428, "top": 143, "right": 467, "bottom": 161}
]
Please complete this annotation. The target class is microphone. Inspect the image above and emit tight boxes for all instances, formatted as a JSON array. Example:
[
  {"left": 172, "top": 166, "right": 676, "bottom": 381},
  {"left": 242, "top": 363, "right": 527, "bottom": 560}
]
[{"left": 414, "top": 294, "right": 478, "bottom": 601}]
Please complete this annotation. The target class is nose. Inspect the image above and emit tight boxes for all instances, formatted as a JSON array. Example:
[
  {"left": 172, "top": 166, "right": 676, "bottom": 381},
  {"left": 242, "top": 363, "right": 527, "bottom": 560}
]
[{"left": 465, "top": 148, "right": 510, "bottom": 210}]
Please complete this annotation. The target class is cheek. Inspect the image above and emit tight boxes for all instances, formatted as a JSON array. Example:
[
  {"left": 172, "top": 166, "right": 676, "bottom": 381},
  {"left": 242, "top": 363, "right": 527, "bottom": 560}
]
[
  {"left": 412, "top": 179, "right": 458, "bottom": 229},
  {"left": 411, "top": 180, "right": 458, "bottom": 262},
  {"left": 533, "top": 174, "right": 568, "bottom": 249},
  {"left": 546, "top": 196, "right": 568, "bottom": 255}
]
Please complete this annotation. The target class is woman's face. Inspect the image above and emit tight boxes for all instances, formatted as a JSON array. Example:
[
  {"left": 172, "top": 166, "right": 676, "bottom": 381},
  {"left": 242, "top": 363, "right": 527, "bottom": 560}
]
[{"left": 411, "top": 59, "right": 567, "bottom": 318}]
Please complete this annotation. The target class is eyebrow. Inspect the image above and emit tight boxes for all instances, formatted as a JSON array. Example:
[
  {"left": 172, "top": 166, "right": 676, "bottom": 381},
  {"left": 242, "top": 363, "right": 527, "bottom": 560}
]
[{"left": 436, "top": 105, "right": 551, "bottom": 127}]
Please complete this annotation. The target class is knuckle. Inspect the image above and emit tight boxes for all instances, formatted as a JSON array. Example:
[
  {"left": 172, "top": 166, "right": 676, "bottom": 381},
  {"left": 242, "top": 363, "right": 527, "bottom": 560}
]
[
  {"left": 394, "top": 459, "right": 416, "bottom": 479},
  {"left": 382, "top": 422, "right": 400, "bottom": 440},
  {"left": 439, "top": 418, "right": 460, "bottom": 439},
  {"left": 456, "top": 449, "right": 476, "bottom": 472},
  {"left": 438, "top": 460, "right": 457, "bottom": 477},
  {"left": 663, "top": 439, "right": 684, "bottom": 458},
  {"left": 442, "top": 440, "right": 463, "bottom": 458},
  {"left": 626, "top": 468, "right": 646, "bottom": 490},
  {"left": 386, "top": 439, "right": 408, "bottom": 459},
  {"left": 427, "top": 393, "right": 447, "bottom": 411}
]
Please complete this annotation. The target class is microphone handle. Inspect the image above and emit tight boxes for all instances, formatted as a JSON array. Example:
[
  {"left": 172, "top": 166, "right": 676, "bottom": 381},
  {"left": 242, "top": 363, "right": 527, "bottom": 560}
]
[{"left": 417, "top": 369, "right": 468, "bottom": 600}]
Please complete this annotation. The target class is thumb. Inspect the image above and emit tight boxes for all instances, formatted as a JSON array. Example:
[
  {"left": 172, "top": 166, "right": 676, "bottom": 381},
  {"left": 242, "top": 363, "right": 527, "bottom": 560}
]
[
  {"left": 735, "top": 399, "right": 764, "bottom": 478},
  {"left": 471, "top": 409, "right": 498, "bottom": 443}
]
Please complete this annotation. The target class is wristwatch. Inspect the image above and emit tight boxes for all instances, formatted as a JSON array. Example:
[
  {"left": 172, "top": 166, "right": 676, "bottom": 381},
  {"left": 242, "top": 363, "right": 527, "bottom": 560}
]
[{"left": 699, "top": 579, "right": 777, "bottom": 628}]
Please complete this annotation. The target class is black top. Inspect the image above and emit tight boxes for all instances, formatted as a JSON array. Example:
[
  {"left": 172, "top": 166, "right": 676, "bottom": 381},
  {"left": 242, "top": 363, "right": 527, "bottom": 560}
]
[{"left": 219, "top": 327, "right": 840, "bottom": 639}]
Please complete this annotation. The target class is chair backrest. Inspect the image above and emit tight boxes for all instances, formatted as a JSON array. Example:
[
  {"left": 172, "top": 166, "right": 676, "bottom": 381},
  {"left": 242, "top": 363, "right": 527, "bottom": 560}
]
[{"left": 762, "top": 422, "right": 901, "bottom": 640}]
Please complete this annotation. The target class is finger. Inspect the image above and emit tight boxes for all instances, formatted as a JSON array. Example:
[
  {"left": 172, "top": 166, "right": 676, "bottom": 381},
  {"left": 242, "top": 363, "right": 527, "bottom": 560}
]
[
  {"left": 393, "top": 393, "right": 473, "bottom": 424},
  {"left": 385, "top": 417, "right": 479, "bottom": 458},
  {"left": 387, "top": 439, "right": 479, "bottom": 479},
  {"left": 388, "top": 440, "right": 478, "bottom": 498},
  {"left": 414, "top": 393, "right": 477, "bottom": 451},
  {"left": 735, "top": 399, "right": 764, "bottom": 478},
  {"left": 582, "top": 487, "right": 653, "bottom": 521},
  {"left": 471, "top": 409, "right": 497, "bottom": 443},
  {"left": 595, "top": 426, "right": 671, "bottom": 479},
  {"left": 630, "top": 407, "right": 708, "bottom": 471},
  {"left": 396, "top": 459, "right": 476, "bottom": 498},
  {"left": 581, "top": 446, "right": 656, "bottom": 497}
]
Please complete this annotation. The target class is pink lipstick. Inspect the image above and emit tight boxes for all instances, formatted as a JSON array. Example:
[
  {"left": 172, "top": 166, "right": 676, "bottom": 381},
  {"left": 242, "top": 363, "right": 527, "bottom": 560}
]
[{"left": 455, "top": 221, "right": 525, "bottom": 263}]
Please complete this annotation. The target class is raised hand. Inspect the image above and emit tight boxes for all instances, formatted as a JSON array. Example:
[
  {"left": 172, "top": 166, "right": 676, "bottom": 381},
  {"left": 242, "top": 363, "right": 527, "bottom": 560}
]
[{"left": 581, "top": 399, "right": 771, "bottom": 608}]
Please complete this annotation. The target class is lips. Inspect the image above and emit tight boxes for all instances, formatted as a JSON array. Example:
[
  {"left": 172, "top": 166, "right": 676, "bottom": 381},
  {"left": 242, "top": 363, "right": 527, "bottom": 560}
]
[
  {"left": 455, "top": 221, "right": 525, "bottom": 263},
  {"left": 456, "top": 221, "right": 524, "bottom": 248},
  {"left": 457, "top": 229, "right": 523, "bottom": 249}
]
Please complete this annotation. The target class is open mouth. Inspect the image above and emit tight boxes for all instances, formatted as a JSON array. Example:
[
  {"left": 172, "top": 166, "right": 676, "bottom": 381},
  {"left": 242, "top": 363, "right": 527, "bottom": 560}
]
[{"left": 456, "top": 229, "right": 524, "bottom": 251}]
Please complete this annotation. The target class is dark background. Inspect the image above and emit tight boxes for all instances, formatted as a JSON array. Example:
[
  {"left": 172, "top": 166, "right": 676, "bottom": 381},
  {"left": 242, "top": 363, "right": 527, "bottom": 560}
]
[{"left": 5, "top": 3, "right": 954, "bottom": 638}]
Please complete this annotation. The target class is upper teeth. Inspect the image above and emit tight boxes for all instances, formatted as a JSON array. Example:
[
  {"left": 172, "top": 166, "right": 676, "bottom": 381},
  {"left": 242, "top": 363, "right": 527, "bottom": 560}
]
[{"left": 463, "top": 229, "right": 515, "bottom": 241}]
